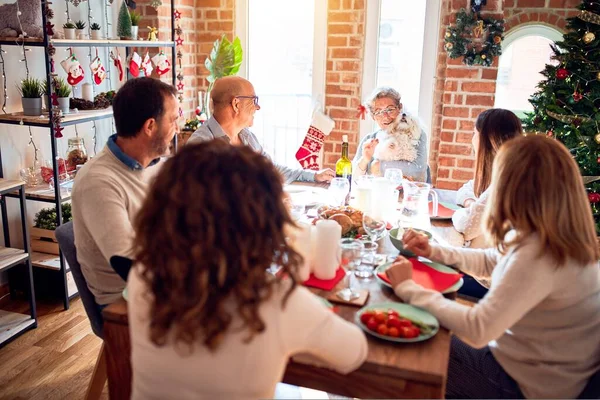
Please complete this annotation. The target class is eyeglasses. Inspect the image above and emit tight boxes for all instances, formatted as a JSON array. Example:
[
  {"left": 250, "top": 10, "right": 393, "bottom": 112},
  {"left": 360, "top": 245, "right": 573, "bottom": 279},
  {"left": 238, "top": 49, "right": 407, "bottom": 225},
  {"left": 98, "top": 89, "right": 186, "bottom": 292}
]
[
  {"left": 235, "top": 95, "right": 260, "bottom": 107},
  {"left": 372, "top": 106, "right": 399, "bottom": 117}
]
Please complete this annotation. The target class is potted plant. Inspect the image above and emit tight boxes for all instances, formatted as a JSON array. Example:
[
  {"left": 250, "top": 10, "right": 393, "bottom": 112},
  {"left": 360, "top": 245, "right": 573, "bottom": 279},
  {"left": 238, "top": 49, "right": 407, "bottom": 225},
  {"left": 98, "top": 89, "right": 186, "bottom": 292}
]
[
  {"left": 90, "top": 22, "right": 102, "bottom": 40},
  {"left": 17, "top": 77, "right": 43, "bottom": 116},
  {"left": 63, "top": 22, "right": 76, "bottom": 39},
  {"left": 54, "top": 78, "right": 71, "bottom": 115},
  {"left": 41, "top": 79, "right": 49, "bottom": 111},
  {"left": 129, "top": 10, "right": 141, "bottom": 40},
  {"left": 31, "top": 203, "right": 72, "bottom": 255},
  {"left": 75, "top": 20, "right": 86, "bottom": 39},
  {"left": 204, "top": 35, "right": 243, "bottom": 117},
  {"left": 117, "top": 1, "right": 132, "bottom": 40}
]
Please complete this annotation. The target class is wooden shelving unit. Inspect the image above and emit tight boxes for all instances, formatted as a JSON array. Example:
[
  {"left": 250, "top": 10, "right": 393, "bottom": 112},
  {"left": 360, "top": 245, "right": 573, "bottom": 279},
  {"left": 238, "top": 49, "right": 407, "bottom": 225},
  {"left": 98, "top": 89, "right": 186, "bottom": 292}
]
[
  {"left": 51, "top": 39, "right": 175, "bottom": 48},
  {"left": 0, "top": 107, "right": 113, "bottom": 127}
]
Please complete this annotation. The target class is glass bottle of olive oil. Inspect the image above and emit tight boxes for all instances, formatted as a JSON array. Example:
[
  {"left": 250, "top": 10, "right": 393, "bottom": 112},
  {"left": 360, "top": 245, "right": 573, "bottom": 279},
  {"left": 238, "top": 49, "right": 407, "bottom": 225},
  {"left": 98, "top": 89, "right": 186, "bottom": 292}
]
[{"left": 335, "top": 135, "right": 352, "bottom": 204}]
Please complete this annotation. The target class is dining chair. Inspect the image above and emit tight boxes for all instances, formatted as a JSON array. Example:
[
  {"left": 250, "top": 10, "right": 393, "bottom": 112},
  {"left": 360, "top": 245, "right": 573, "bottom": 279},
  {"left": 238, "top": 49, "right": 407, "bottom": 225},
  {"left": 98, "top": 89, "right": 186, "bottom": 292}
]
[
  {"left": 55, "top": 221, "right": 107, "bottom": 400},
  {"left": 578, "top": 368, "right": 600, "bottom": 399}
]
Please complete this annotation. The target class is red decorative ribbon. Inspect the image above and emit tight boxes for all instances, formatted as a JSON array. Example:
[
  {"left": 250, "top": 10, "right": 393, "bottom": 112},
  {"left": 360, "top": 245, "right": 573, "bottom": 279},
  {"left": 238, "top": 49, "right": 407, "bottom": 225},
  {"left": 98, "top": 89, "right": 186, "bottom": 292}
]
[{"left": 356, "top": 104, "right": 367, "bottom": 120}]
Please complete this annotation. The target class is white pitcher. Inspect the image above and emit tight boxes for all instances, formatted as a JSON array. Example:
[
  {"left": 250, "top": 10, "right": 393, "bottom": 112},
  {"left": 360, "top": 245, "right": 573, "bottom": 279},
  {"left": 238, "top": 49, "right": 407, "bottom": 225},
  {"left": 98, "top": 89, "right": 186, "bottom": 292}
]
[{"left": 400, "top": 180, "right": 438, "bottom": 230}]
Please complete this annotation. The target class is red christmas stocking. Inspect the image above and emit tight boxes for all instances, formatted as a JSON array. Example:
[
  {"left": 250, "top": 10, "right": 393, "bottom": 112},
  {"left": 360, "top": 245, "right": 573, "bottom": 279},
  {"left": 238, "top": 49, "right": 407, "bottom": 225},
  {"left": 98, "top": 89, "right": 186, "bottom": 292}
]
[
  {"left": 89, "top": 56, "right": 106, "bottom": 85},
  {"left": 60, "top": 55, "right": 85, "bottom": 86},
  {"left": 111, "top": 50, "right": 124, "bottom": 81},
  {"left": 295, "top": 109, "right": 335, "bottom": 170},
  {"left": 128, "top": 51, "right": 142, "bottom": 78},
  {"left": 152, "top": 51, "right": 171, "bottom": 76}
]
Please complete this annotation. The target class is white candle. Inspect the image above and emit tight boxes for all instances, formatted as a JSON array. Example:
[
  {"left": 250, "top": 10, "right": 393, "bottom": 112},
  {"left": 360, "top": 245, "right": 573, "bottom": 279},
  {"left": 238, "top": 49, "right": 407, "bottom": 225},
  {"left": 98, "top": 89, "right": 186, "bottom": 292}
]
[
  {"left": 82, "top": 83, "right": 93, "bottom": 102},
  {"left": 312, "top": 220, "right": 341, "bottom": 280}
]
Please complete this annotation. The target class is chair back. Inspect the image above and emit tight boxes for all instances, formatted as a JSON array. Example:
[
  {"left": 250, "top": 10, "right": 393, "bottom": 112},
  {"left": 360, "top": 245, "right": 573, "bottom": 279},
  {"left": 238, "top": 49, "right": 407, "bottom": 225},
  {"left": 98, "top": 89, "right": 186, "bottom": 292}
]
[
  {"left": 55, "top": 221, "right": 104, "bottom": 338},
  {"left": 578, "top": 368, "right": 600, "bottom": 399}
]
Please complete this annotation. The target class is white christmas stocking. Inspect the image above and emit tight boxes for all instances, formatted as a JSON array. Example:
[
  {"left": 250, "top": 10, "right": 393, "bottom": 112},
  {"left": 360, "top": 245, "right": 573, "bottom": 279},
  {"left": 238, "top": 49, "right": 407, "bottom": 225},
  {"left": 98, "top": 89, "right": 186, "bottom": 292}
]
[
  {"left": 60, "top": 55, "right": 85, "bottom": 86},
  {"left": 89, "top": 56, "right": 107, "bottom": 85},
  {"left": 141, "top": 52, "right": 153, "bottom": 77},
  {"left": 152, "top": 51, "right": 171, "bottom": 76},
  {"left": 295, "top": 109, "right": 335, "bottom": 170}
]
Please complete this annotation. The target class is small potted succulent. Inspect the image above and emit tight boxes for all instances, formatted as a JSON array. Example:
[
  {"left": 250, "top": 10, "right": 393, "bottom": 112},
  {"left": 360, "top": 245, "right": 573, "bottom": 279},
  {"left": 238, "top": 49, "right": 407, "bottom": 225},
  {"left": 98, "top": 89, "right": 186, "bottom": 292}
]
[
  {"left": 129, "top": 10, "right": 141, "bottom": 40},
  {"left": 17, "top": 77, "right": 43, "bottom": 116},
  {"left": 75, "top": 20, "right": 86, "bottom": 39},
  {"left": 90, "top": 22, "right": 102, "bottom": 40},
  {"left": 63, "top": 22, "right": 76, "bottom": 39},
  {"left": 54, "top": 78, "right": 71, "bottom": 115}
]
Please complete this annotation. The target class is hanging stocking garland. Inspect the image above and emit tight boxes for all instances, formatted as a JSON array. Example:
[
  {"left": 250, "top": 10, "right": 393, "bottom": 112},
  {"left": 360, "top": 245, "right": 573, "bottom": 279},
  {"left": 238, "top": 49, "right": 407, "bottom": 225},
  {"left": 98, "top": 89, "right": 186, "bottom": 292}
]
[
  {"left": 61, "top": 53, "right": 85, "bottom": 86},
  {"left": 152, "top": 50, "right": 171, "bottom": 76},
  {"left": 110, "top": 49, "right": 124, "bottom": 81},
  {"left": 295, "top": 109, "right": 335, "bottom": 170},
  {"left": 127, "top": 51, "right": 142, "bottom": 78},
  {"left": 174, "top": 10, "right": 184, "bottom": 117},
  {"left": 90, "top": 54, "right": 107, "bottom": 85},
  {"left": 141, "top": 51, "right": 153, "bottom": 76}
]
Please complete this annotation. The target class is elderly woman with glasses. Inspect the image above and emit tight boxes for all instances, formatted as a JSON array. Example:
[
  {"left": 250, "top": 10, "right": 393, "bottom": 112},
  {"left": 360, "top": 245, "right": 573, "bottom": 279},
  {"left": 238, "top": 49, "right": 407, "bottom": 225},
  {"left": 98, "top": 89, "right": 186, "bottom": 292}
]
[{"left": 352, "top": 87, "right": 429, "bottom": 182}]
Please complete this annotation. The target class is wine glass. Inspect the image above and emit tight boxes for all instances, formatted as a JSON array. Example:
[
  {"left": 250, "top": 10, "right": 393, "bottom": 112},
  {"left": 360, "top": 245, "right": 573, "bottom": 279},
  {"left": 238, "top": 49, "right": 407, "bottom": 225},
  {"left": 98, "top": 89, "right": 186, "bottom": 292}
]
[
  {"left": 328, "top": 177, "right": 350, "bottom": 206},
  {"left": 384, "top": 168, "right": 403, "bottom": 190},
  {"left": 337, "top": 238, "right": 364, "bottom": 301}
]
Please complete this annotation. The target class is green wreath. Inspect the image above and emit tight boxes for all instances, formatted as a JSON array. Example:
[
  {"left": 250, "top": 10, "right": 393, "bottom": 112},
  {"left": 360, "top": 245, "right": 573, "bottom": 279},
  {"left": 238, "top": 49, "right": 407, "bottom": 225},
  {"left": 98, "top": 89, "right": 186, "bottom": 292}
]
[{"left": 445, "top": 9, "right": 505, "bottom": 67}]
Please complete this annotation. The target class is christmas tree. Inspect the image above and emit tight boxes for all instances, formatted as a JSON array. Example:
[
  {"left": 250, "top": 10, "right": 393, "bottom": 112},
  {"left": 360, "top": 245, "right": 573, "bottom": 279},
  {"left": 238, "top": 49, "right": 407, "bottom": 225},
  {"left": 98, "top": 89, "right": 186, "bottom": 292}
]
[
  {"left": 523, "top": 0, "right": 600, "bottom": 232},
  {"left": 117, "top": 0, "right": 133, "bottom": 39}
]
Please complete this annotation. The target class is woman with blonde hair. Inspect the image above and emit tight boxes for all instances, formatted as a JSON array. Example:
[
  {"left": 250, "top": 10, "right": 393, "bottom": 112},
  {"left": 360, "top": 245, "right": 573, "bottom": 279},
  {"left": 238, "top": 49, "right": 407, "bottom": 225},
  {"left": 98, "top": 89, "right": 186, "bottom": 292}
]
[
  {"left": 453, "top": 108, "right": 523, "bottom": 249},
  {"left": 127, "top": 141, "right": 368, "bottom": 400},
  {"left": 387, "top": 135, "right": 600, "bottom": 399}
]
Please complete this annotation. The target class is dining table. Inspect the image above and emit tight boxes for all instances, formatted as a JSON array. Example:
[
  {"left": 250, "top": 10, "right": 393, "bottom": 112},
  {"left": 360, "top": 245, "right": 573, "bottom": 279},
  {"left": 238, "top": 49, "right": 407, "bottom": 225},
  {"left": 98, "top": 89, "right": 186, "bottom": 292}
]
[{"left": 102, "top": 186, "right": 465, "bottom": 399}]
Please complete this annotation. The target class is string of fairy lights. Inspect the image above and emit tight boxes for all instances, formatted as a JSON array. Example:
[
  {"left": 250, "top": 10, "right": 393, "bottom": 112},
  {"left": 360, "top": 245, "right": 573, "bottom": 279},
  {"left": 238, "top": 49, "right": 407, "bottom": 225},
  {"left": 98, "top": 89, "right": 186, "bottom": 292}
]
[{"left": 87, "top": 0, "right": 98, "bottom": 153}]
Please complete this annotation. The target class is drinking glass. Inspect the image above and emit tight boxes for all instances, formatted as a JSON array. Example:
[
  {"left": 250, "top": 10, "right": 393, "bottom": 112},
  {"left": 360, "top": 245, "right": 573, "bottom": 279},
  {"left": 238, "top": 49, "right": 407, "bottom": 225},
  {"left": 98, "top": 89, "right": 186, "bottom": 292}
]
[
  {"left": 363, "top": 210, "right": 387, "bottom": 244},
  {"left": 337, "top": 238, "right": 364, "bottom": 301},
  {"left": 328, "top": 177, "right": 350, "bottom": 206},
  {"left": 384, "top": 168, "right": 403, "bottom": 190},
  {"left": 356, "top": 240, "right": 378, "bottom": 279}
]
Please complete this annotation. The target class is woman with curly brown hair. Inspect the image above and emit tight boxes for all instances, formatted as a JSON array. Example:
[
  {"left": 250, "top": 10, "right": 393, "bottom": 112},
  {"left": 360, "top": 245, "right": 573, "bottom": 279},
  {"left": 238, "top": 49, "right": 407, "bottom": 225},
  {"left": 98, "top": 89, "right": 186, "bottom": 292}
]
[{"left": 127, "top": 140, "right": 368, "bottom": 400}]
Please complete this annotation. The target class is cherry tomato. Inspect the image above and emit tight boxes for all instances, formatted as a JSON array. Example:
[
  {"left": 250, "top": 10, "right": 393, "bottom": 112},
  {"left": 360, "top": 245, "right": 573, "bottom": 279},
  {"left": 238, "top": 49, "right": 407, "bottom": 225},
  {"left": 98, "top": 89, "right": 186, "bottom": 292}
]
[
  {"left": 377, "top": 324, "right": 389, "bottom": 336},
  {"left": 400, "top": 326, "right": 420, "bottom": 339},
  {"left": 388, "top": 327, "right": 400, "bottom": 337},
  {"left": 360, "top": 311, "right": 374, "bottom": 325},
  {"left": 397, "top": 318, "right": 413, "bottom": 328},
  {"left": 374, "top": 311, "right": 387, "bottom": 324},
  {"left": 387, "top": 318, "right": 402, "bottom": 329},
  {"left": 387, "top": 309, "right": 400, "bottom": 318},
  {"left": 366, "top": 317, "right": 379, "bottom": 332}
]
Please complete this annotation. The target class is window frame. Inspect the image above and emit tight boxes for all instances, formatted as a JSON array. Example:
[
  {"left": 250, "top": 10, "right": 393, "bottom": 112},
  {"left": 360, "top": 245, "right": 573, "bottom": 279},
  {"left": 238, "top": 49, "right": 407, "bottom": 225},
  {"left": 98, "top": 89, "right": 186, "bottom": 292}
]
[{"left": 360, "top": 0, "right": 442, "bottom": 139}]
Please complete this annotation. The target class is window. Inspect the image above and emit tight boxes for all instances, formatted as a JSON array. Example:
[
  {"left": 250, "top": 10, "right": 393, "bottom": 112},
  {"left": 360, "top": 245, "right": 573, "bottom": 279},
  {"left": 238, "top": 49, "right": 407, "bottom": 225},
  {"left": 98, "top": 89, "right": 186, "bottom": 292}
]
[
  {"left": 361, "top": 0, "right": 441, "bottom": 137},
  {"left": 494, "top": 25, "right": 563, "bottom": 118},
  {"left": 236, "top": 0, "right": 327, "bottom": 168}
]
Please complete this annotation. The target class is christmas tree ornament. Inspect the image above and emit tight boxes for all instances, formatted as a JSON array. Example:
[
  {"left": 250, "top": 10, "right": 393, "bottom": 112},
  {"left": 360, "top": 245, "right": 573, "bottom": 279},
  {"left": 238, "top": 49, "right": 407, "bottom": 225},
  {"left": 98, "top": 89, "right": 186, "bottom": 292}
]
[
  {"left": 589, "top": 193, "right": 600, "bottom": 203},
  {"left": 578, "top": 10, "right": 600, "bottom": 25},
  {"left": 152, "top": 51, "right": 171, "bottom": 76},
  {"left": 583, "top": 31, "right": 596, "bottom": 43},
  {"left": 595, "top": 133, "right": 600, "bottom": 144},
  {"left": 174, "top": 9, "right": 182, "bottom": 19},
  {"left": 547, "top": 130, "right": 553, "bottom": 137},
  {"left": 60, "top": 54, "right": 85, "bottom": 86},
  {"left": 89, "top": 56, "right": 107, "bottom": 85},
  {"left": 573, "top": 91, "right": 583, "bottom": 102},
  {"left": 147, "top": 26, "right": 158, "bottom": 41},
  {"left": 141, "top": 52, "right": 153, "bottom": 76},
  {"left": 596, "top": 71, "right": 600, "bottom": 80},
  {"left": 295, "top": 109, "right": 335, "bottom": 170},
  {"left": 117, "top": 0, "right": 133, "bottom": 39},
  {"left": 127, "top": 51, "right": 142, "bottom": 77},
  {"left": 110, "top": 50, "right": 124, "bottom": 81},
  {"left": 150, "top": 0, "right": 162, "bottom": 10},
  {"left": 556, "top": 68, "right": 569, "bottom": 79}
]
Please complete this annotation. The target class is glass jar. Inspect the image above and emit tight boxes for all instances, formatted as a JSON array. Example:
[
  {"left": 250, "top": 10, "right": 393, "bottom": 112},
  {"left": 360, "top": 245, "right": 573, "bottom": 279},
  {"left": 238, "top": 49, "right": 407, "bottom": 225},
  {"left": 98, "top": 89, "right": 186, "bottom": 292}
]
[{"left": 66, "top": 137, "right": 88, "bottom": 170}]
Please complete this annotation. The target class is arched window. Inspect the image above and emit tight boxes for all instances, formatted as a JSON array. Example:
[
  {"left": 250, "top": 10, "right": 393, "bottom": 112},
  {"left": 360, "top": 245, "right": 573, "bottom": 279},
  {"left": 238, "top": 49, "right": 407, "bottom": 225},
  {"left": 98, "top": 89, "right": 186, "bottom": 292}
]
[{"left": 494, "top": 25, "right": 563, "bottom": 117}]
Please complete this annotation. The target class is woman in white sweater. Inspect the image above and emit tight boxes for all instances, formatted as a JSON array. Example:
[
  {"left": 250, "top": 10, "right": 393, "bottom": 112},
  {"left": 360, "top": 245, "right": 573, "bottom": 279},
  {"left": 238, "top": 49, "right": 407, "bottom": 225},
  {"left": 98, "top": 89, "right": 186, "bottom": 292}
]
[
  {"left": 387, "top": 135, "right": 600, "bottom": 399},
  {"left": 453, "top": 109, "right": 523, "bottom": 249},
  {"left": 127, "top": 141, "right": 368, "bottom": 400}
]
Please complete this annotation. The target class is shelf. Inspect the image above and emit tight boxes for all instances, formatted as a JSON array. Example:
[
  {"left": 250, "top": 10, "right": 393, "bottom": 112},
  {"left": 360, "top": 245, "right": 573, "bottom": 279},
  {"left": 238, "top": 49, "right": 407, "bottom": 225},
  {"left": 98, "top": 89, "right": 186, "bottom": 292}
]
[
  {"left": 31, "top": 252, "right": 70, "bottom": 271},
  {"left": 0, "top": 178, "right": 24, "bottom": 194},
  {"left": 5, "top": 181, "right": 73, "bottom": 203},
  {"left": 51, "top": 39, "right": 175, "bottom": 48},
  {"left": 0, "top": 37, "right": 44, "bottom": 46},
  {"left": 0, "top": 107, "right": 113, "bottom": 127},
  {"left": 0, "top": 247, "right": 29, "bottom": 273},
  {"left": 0, "top": 311, "right": 36, "bottom": 346}
]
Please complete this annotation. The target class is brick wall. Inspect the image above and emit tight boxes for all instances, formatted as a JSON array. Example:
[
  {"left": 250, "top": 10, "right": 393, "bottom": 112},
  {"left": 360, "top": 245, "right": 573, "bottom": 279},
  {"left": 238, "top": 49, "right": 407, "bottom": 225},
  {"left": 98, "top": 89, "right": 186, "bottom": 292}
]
[{"left": 432, "top": 0, "right": 576, "bottom": 189}]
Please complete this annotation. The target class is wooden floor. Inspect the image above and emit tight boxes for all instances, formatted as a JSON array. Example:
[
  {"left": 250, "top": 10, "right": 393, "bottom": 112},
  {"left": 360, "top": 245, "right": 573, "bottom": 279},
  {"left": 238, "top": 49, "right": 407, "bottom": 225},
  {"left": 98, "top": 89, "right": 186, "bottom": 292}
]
[{"left": 0, "top": 297, "right": 108, "bottom": 400}]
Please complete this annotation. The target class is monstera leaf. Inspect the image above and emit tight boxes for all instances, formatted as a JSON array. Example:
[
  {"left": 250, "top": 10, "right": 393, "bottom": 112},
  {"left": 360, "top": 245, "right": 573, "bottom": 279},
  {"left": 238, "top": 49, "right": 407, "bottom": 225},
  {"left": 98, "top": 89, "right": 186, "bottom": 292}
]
[{"left": 203, "top": 35, "right": 243, "bottom": 116}]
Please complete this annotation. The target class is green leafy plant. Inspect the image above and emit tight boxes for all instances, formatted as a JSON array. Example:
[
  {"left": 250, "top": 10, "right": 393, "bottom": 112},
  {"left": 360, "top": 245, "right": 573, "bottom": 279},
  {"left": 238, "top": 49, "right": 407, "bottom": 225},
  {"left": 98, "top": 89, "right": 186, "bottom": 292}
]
[
  {"left": 17, "top": 78, "right": 43, "bottom": 98},
  {"left": 90, "top": 22, "right": 101, "bottom": 31},
  {"left": 129, "top": 10, "right": 141, "bottom": 26},
  {"left": 54, "top": 78, "right": 71, "bottom": 98},
  {"left": 63, "top": 22, "right": 76, "bottom": 29},
  {"left": 33, "top": 203, "right": 72, "bottom": 230},
  {"left": 75, "top": 20, "right": 86, "bottom": 29},
  {"left": 204, "top": 35, "right": 243, "bottom": 116}
]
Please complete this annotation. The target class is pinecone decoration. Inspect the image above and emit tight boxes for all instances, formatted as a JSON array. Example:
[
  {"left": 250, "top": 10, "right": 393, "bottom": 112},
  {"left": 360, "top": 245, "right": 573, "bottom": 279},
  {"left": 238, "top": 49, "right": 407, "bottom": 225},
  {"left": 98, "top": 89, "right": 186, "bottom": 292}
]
[
  {"left": 46, "top": 7, "right": 54, "bottom": 19},
  {"left": 93, "top": 92, "right": 111, "bottom": 109}
]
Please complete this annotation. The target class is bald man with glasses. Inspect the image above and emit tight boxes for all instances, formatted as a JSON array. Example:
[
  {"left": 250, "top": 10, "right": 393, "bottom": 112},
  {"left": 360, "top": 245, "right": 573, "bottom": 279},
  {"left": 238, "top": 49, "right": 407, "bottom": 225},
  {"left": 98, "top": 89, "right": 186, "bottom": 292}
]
[{"left": 188, "top": 76, "right": 334, "bottom": 184}]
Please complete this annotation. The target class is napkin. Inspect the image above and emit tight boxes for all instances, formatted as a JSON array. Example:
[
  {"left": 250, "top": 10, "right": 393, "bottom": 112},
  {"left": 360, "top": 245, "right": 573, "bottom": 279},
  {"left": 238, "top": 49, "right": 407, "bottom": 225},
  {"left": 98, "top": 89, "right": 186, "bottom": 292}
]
[
  {"left": 429, "top": 202, "right": 456, "bottom": 218},
  {"left": 303, "top": 267, "right": 345, "bottom": 290},
  {"left": 377, "top": 258, "right": 463, "bottom": 292}
]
